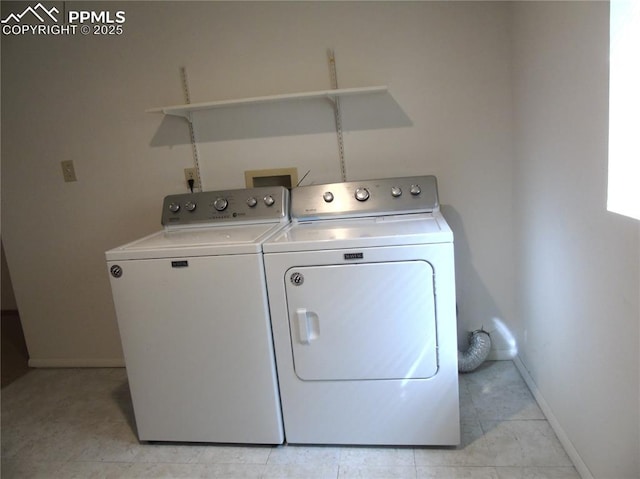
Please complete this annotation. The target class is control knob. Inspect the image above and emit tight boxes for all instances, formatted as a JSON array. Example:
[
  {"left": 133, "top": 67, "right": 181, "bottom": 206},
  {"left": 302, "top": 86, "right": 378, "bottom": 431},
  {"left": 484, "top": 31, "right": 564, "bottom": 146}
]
[
  {"left": 410, "top": 184, "right": 421, "bottom": 196},
  {"left": 213, "top": 197, "right": 228, "bottom": 211},
  {"left": 354, "top": 187, "right": 370, "bottom": 202},
  {"left": 246, "top": 197, "right": 258, "bottom": 207},
  {"left": 323, "top": 191, "right": 334, "bottom": 203},
  {"left": 168, "top": 202, "right": 180, "bottom": 213},
  {"left": 391, "top": 186, "right": 402, "bottom": 198},
  {"left": 185, "top": 201, "right": 196, "bottom": 212},
  {"left": 263, "top": 195, "right": 275, "bottom": 207}
]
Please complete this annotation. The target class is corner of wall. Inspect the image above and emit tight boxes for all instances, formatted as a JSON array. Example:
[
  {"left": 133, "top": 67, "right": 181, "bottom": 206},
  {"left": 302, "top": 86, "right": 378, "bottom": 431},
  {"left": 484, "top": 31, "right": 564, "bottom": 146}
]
[{"left": 513, "top": 356, "right": 594, "bottom": 479}]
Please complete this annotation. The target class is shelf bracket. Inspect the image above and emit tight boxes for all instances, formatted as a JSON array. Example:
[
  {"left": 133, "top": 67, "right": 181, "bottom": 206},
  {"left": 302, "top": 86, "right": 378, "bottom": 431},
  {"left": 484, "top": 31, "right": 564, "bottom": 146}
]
[
  {"left": 328, "top": 49, "right": 347, "bottom": 182},
  {"left": 181, "top": 67, "right": 203, "bottom": 191}
]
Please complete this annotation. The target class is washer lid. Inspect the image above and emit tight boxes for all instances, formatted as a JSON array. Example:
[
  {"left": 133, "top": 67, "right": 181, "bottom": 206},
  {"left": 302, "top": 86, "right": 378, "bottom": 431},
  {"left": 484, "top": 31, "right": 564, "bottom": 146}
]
[
  {"left": 263, "top": 212, "right": 452, "bottom": 253},
  {"left": 106, "top": 223, "right": 285, "bottom": 260}
]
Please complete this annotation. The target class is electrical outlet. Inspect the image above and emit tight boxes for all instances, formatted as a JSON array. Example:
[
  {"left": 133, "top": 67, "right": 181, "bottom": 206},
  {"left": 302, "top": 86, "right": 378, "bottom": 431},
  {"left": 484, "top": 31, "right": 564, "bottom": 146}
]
[
  {"left": 184, "top": 168, "right": 200, "bottom": 190},
  {"left": 61, "top": 160, "right": 77, "bottom": 182}
]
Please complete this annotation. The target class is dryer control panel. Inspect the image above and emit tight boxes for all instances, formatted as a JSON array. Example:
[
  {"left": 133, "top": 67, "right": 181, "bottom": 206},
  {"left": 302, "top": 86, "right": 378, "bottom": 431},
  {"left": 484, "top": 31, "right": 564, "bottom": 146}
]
[
  {"left": 162, "top": 186, "right": 289, "bottom": 227},
  {"left": 292, "top": 175, "right": 439, "bottom": 220}
]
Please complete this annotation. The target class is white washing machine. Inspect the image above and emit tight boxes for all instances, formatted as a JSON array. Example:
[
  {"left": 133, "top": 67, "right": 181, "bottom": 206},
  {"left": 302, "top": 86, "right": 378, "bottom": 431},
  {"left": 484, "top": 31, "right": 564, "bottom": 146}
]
[
  {"left": 263, "top": 176, "right": 459, "bottom": 446},
  {"left": 105, "top": 186, "right": 288, "bottom": 444}
]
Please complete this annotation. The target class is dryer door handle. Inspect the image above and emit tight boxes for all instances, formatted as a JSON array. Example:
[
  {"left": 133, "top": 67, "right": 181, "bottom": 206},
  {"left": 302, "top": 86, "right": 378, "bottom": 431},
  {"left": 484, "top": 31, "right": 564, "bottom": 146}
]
[{"left": 295, "top": 308, "right": 319, "bottom": 345}]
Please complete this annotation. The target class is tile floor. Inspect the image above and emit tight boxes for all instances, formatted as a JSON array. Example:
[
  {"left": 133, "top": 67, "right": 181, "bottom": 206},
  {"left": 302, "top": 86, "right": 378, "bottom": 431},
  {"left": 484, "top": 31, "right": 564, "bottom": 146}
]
[{"left": 1, "top": 361, "right": 580, "bottom": 478}]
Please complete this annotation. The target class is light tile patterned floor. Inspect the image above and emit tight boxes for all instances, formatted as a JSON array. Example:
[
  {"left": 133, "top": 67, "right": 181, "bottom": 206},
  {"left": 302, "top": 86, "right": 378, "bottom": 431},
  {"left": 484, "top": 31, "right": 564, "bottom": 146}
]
[{"left": 1, "top": 361, "right": 580, "bottom": 478}]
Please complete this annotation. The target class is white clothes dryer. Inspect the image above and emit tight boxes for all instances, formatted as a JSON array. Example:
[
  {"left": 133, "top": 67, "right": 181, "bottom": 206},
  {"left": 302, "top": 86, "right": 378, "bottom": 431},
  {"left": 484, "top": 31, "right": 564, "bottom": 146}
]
[
  {"left": 263, "top": 176, "right": 459, "bottom": 446},
  {"left": 106, "top": 186, "right": 288, "bottom": 444}
]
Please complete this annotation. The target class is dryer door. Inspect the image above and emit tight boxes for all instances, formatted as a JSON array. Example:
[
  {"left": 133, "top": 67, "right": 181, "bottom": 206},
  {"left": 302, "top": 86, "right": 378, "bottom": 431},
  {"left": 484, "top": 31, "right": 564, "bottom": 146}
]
[{"left": 284, "top": 260, "right": 437, "bottom": 381}]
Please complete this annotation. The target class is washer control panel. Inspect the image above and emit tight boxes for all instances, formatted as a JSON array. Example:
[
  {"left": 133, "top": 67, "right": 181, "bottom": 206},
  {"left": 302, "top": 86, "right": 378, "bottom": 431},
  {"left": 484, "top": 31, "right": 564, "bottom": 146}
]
[
  {"left": 291, "top": 175, "right": 439, "bottom": 220},
  {"left": 162, "top": 186, "right": 289, "bottom": 227}
]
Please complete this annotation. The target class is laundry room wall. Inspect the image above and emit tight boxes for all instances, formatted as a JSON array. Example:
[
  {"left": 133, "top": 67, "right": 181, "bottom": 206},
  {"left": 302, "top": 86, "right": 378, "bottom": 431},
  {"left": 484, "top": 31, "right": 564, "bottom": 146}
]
[
  {"left": 1, "top": 241, "right": 18, "bottom": 311},
  {"left": 511, "top": 2, "right": 640, "bottom": 478},
  {"left": 1, "top": 1, "right": 516, "bottom": 366}
]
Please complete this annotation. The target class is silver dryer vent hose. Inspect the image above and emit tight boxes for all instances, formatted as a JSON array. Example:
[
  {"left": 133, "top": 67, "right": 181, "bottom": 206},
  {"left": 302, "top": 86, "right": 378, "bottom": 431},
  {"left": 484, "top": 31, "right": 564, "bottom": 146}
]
[{"left": 458, "top": 330, "right": 492, "bottom": 373}]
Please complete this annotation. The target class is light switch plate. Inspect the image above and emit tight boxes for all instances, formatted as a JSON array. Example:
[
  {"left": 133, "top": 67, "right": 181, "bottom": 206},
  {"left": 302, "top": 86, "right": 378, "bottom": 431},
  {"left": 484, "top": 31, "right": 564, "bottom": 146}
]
[{"left": 61, "top": 160, "right": 77, "bottom": 182}]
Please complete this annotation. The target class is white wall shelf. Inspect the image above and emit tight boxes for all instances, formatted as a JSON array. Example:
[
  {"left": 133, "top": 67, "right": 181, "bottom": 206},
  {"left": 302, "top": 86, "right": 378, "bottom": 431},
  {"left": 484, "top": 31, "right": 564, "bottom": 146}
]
[{"left": 146, "top": 85, "right": 388, "bottom": 121}]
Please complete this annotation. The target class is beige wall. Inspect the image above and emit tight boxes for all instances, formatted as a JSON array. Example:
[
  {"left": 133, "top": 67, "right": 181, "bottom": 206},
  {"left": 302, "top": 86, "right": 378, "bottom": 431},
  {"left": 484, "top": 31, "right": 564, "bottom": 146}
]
[
  {"left": 1, "top": 241, "right": 18, "bottom": 311},
  {"left": 511, "top": 2, "right": 639, "bottom": 478}
]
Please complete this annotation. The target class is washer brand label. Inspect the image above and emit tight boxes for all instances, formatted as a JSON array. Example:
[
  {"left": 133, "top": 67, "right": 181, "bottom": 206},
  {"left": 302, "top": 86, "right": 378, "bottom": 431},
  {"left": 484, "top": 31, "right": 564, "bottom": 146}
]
[
  {"left": 344, "top": 252, "right": 364, "bottom": 260},
  {"left": 171, "top": 260, "right": 189, "bottom": 268}
]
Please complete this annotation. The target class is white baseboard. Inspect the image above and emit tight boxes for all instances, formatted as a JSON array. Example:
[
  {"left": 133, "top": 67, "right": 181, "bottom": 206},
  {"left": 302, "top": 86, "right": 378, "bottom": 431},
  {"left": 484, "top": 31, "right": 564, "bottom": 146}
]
[
  {"left": 513, "top": 356, "right": 593, "bottom": 479},
  {"left": 28, "top": 358, "right": 125, "bottom": 368}
]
